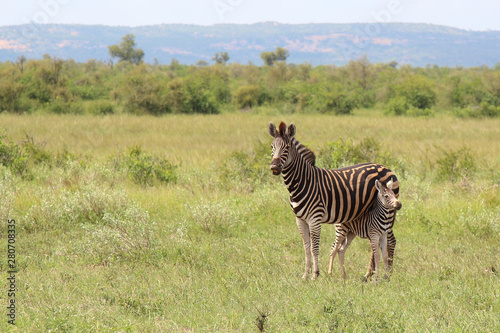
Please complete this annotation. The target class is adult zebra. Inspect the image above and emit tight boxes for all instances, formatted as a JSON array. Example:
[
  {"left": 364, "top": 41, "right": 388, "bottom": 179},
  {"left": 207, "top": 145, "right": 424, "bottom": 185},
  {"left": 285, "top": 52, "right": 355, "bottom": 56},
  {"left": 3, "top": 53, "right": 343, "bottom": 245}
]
[{"left": 268, "top": 121, "right": 399, "bottom": 280}]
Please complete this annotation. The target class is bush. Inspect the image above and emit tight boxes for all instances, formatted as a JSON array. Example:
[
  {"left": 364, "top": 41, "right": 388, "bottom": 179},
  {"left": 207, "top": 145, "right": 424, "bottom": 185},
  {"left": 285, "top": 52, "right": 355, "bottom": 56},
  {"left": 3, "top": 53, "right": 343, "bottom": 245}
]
[
  {"left": 312, "top": 83, "right": 356, "bottom": 115},
  {"left": 386, "top": 96, "right": 409, "bottom": 115},
  {"left": 325, "top": 91, "right": 355, "bottom": 115},
  {"left": 390, "top": 75, "right": 436, "bottom": 110},
  {"left": 165, "top": 77, "right": 219, "bottom": 114},
  {"left": 218, "top": 140, "right": 276, "bottom": 192},
  {"left": 450, "top": 77, "right": 489, "bottom": 108},
  {"left": 0, "top": 133, "right": 28, "bottom": 175},
  {"left": 0, "top": 133, "right": 52, "bottom": 177},
  {"left": 88, "top": 100, "right": 115, "bottom": 115},
  {"left": 24, "top": 182, "right": 152, "bottom": 262},
  {"left": 124, "top": 146, "right": 177, "bottom": 186},
  {"left": 0, "top": 78, "right": 23, "bottom": 113},
  {"left": 479, "top": 102, "right": 500, "bottom": 117},
  {"left": 318, "top": 137, "right": 405, "bottom": 174},
  {"left": 453, "top": 102, "right": 500, "bottom": 118},
  {"left": 232, "top": 85, "right": 262, "bottom": 109},
  {"left": 70, "top": 82, "right": 106, "bottom": 101},
  {"left": 435, "top": 146, "right": 476, "bottom": 183},
  {"left": 322, "top": 84, "right": 356, "bottom": 115},
  {"left": 120, "top": 68, "right": 170, "bottom": 115}
]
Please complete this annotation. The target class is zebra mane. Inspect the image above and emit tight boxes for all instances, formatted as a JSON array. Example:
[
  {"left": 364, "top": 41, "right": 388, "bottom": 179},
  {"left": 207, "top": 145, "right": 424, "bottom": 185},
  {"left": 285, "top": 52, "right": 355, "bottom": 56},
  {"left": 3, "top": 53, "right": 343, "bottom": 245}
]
[{"left": 292, "top": 138, "right": 316, "bottom": 166}]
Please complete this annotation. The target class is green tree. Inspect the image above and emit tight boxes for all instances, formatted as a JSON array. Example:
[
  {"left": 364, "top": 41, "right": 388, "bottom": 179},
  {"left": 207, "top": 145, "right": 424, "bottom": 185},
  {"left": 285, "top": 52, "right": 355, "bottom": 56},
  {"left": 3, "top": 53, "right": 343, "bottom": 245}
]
[
  {"left": 389, "top": 74, "right": 436, "bottom": 109},
  {"left": 274, "top": 47, "right": 289, "bottom": 62},
  {"left": 212, "top": 52, "right": 230, "bottom": 65},
  {"left": 233, "top": 85, "right": 261, "bottom": 109},
  {"left": 108, "top": 34, "right": 145, "bottom": 65},
  {"left": 196, "top": 60, "right": 209, "bottom": 67},
  {"left": 260, "top": 47, "right": 290, "bottom": 66},
  {"left": 260, "top": 51, "right": 277, "bottom": 66}
]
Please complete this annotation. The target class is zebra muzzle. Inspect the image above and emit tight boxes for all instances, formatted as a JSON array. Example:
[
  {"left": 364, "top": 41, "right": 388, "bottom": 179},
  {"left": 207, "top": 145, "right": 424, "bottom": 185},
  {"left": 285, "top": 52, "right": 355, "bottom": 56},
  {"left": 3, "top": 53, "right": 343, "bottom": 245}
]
[
  {"left": 270, "top": 164, "right": 282, "bottom": 175},
  {"left": 395, "top": 201, "right": 402, "bottom": 211}
]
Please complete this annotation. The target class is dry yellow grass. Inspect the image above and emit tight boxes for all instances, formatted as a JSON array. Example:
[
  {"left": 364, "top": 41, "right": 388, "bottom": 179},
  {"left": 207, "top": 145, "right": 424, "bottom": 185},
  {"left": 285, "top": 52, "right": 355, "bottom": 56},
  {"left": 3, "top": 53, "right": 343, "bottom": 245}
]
[{"left": 1, "top": 112, "right": 499, "bottom": 167}]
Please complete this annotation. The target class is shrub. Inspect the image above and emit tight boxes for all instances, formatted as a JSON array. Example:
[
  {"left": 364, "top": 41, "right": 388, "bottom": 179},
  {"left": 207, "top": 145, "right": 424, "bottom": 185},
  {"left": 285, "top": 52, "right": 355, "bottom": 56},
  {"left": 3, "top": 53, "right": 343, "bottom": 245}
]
[
  {"left": 0, "top": 133, "right": 52, "bottom": 177},
  {"left": 21, "top": 134, "right": 52, "bottom": 165},
  {"left": 184, "top": 84, "right": 219, "bottom": 114},
  {"left": 390, "top": 75, "right": 436, "bottom": 110},
  {"left": 479, "top": 102, "right": 500, "bottom": 117},
  {"left": 318, "top": 137, "right": 405, "bottom": 174},
  {"left": 385, "top": 96, "right": 409, "bottom": 115},
  {"left": 0, "top": 78, "right": 23, "bottom": 113},
  {"left": 70, "top": 84, "right": 105, "bottom": 101},
  {"left": 0, "top": 133, "right": 28, "bottom": 176},
  {"left": 120, "top": 69, "right": 170, "bottom": 115},
  {"left": 24, "top": 182, "right": 152, "bottom": 262},
  {"left": 124, "top": 146, "right": 177, "bottom": 186},
  {"left": 88, "top": 100, "right": 115, "bottom": 115},
  {"left": 434, "top": 146, "right": 476, "bottom": 183},
  {"left": 450, "top": 77, "right": 489, "bottom": 108},
  {"left": 218, "top": 140, "right": 276, "bottom": 192},
  {"left": 325, "top": 91, "right": 356, "bottom": 114},
  {"left": 232, "top": 85, "right": 262, "bottom": 109},
  {"left": 453, "top": 102, "right": 500, "bottom": 118},
  {"left": 315, "top": 83, "right": 356, "bottom": 115},
  {"left": 165, "top": 77, "right": 219, "bottom": 114}
]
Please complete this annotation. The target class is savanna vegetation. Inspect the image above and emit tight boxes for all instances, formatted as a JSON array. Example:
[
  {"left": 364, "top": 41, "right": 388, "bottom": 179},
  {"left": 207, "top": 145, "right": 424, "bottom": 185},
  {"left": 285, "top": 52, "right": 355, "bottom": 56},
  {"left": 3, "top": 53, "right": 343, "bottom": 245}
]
[
  {"left": 1, "top": 47, "right": 500, "bottom": 118},
  {"left": 0, "top": 112, "right": 499, "bottom": 332}
]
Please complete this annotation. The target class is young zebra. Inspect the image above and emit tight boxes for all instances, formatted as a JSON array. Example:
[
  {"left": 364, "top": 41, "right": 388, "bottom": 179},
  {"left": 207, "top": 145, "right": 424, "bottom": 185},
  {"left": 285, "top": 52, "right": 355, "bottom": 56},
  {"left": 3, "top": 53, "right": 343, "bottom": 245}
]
[
  {"left": 328, "top": 179, "right": 402, "bottom": 281},
  {"left": 268, "top": 122, "right": 399, "bottom": 280}
]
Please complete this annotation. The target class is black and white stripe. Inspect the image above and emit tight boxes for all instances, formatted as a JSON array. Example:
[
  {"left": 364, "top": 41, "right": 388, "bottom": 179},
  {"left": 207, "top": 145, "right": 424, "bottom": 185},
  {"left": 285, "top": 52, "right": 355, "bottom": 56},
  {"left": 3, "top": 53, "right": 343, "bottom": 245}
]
[
  {"left": 269, "top": 122, "right": 399, "bottom": 280},
  {"left": 328, "top": 179, "right": 401, "bottom": 281}
]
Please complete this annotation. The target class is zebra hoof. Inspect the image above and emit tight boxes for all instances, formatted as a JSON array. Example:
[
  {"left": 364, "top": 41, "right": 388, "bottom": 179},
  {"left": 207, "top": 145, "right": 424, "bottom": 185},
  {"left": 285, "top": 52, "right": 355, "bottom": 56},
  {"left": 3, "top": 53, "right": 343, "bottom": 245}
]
[{"left": 311, "top": 271, "right": 320, "bottom": 280}]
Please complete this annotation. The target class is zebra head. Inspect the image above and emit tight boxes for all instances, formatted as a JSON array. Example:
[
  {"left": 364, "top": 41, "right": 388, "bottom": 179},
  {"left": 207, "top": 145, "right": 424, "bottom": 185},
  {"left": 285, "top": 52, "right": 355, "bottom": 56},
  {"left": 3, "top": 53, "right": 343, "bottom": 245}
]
[
  {"left": 375, "top": 179, "right": 402, "bottom": 211},
  {"left": 268, "top": 121, "right": 296, "bottom": 175}
]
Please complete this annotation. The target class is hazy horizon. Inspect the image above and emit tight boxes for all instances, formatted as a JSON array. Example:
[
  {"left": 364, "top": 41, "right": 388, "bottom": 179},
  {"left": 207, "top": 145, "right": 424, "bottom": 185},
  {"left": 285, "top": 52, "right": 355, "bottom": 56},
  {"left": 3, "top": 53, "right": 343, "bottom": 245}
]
[{"left": 2, "top": 0, "right": 499, "bottom": 31}]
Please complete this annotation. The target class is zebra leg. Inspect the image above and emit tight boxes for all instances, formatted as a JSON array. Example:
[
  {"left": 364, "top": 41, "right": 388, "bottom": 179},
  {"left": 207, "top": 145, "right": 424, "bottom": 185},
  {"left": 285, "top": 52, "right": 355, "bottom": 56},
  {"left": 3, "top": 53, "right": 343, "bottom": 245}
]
[
  {"left": 338, "top": 232, "right": 356, "bottom": 279},
  {"left": 328, "top": 224, "right": 348, "bottom": 275},
  {"left": 379, "top": 233, "right": 389, "bottom": 279},
  {"left": 310, "top": 220, "right": 322, "bottom": 280},
  {"left": 296, "top": 217, "right": 312, "bottom": 279},
  {"left": 387, "top": 230, "right": 396, "bottom": 272},
  {"left": 366, "top": 235, "right": 381, "bottom": 282},
  {"left": 363, "top": 250, "right": 375, "bottom": 282}
]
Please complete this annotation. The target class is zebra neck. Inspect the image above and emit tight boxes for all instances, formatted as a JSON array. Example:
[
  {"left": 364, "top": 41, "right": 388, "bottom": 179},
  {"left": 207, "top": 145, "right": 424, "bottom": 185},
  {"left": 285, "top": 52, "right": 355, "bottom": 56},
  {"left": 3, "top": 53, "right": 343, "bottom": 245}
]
[
  {"left": 281, "top": 142, "right": 316, "bottom": 195},
  {"left": 371, "top": 198, "right": 396, "bottom": 223}
]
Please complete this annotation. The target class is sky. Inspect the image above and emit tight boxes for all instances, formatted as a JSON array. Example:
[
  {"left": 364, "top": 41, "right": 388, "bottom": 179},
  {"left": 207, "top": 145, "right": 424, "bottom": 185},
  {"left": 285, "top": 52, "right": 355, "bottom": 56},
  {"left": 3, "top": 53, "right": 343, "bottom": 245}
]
[{"left": 1, "top": 0, "right": 499, "bottom": 31}]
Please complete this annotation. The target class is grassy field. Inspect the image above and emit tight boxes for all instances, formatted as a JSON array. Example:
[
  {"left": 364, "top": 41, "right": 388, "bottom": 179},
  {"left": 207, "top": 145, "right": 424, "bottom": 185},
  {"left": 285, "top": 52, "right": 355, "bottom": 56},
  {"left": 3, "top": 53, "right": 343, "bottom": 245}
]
[{"left": 0, "top": 112, "right": 499, "bottom": 332}]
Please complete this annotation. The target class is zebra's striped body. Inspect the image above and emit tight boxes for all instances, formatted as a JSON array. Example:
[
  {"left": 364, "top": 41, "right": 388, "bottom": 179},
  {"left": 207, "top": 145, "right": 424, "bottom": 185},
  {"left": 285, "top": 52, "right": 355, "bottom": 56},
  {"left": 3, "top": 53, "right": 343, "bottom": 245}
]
[
  {"left": 328, "top": 179, "right": 401, "bottom": 281},
  {"left": 269, "top": 122, "right": 399, "bottom": 280}
]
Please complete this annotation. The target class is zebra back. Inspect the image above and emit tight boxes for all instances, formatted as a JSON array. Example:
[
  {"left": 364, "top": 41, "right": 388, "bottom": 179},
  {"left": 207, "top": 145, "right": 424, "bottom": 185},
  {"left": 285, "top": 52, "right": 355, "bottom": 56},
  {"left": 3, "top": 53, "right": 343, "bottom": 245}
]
[{"left": 289, "top": 139, "right": 399, "bottom": 224}]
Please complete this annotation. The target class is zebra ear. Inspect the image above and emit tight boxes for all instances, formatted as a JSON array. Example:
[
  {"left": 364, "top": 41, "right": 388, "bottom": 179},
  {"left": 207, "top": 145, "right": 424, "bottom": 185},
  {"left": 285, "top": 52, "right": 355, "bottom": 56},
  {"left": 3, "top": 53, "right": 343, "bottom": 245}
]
[
  {"left": 278, "top": 122, "right": 287, "bottom": 137},
  {"left": 268, "top": 122, "right": 278, "bottom": 138},
  {"left": 375, "top": 179, "right": 382, "bottom": 191},
  {"left": 387, "top": 179, "right": 393, "bottom": 190},
  {"left": 287, "top": 122, "right": 296, "bottom": 138}
]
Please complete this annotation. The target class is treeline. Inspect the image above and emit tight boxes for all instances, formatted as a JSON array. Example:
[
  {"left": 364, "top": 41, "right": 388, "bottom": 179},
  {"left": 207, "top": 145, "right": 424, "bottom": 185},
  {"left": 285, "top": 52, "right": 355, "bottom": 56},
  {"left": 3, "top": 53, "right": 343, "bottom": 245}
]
[{"left": 1, "top": 55, "right": 499, "bottom": 117}]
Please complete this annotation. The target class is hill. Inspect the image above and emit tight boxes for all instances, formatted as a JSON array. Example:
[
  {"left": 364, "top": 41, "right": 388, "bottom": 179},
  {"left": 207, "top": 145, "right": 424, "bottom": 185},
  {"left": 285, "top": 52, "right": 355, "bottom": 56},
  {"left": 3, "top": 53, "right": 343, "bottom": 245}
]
[{"left": 0, "top": 22, "right": 499, "bottom": 66}]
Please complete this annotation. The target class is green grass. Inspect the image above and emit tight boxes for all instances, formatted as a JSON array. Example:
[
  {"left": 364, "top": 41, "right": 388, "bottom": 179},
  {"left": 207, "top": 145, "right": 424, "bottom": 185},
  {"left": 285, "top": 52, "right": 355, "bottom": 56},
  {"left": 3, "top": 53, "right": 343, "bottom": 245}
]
[{"left": 0, "top": 112, "right": 499, "bottom": 332}]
